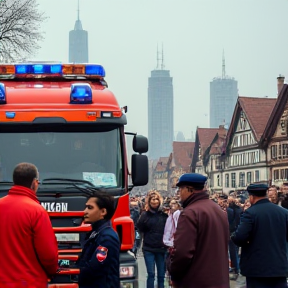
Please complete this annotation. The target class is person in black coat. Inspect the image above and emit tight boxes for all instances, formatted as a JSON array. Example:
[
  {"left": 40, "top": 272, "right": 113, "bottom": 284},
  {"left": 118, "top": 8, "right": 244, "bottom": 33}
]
[
  {"left": 77, "top": 190, "right": 120, "bottom": 288},
  {"left": 227, "top": 197, "right": 242, "bottom": 278},
  {"left": 231, "top": 183, "right": 288, "bottom": 288},
  {"left": 137, "top": 191, "right": 168, "bottom": 288}
]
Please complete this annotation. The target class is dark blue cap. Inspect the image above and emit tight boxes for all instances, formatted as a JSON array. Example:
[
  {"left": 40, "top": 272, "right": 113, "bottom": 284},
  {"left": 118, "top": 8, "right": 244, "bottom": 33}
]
[
  {"left": 247, "top": 183, "right": 268, "bottom": 196},
  {"left": 176, "top": 173, "right": 207, "bottom": 188}
]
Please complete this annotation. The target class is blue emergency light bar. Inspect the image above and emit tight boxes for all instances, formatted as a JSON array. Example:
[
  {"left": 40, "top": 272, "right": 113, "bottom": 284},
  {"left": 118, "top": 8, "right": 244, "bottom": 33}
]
[
  {"left": 0, "top": 63, "right": 106, "bottom": 78},
  {"left": 15, "top": 64, "right": 62, "bottom": 75}
]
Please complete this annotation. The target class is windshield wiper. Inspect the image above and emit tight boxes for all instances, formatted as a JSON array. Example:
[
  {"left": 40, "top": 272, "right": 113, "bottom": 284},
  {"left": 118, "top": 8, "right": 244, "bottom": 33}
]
[
  {"left": 41, "top": 178, "right": 95, "bottom": 187},
  {"left": 39, "top": 178, "right": 125, "bottom": 196},
  {"left": 0, "top": 181, "right": 14, "bottom": 185}
]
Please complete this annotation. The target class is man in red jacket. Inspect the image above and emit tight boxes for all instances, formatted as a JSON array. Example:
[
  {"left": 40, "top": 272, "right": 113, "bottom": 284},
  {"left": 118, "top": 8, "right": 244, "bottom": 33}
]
[{"left": 0, "top": 162, "right": 58, "bottom": 288}]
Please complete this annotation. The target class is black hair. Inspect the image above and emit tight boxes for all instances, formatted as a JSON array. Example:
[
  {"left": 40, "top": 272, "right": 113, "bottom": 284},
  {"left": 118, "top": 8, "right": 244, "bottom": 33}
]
[
  {"left": 249, "top": 190, "right": 267, "bottom": 197},
  {"left": 281, "top": 195, "right": 288, "bottom": 210},
  {"left": 13, "top": 162, "right": 38, "bottom": 188},
  {"left": 88, "top": 189, "right": 116, "bottom": 220}
]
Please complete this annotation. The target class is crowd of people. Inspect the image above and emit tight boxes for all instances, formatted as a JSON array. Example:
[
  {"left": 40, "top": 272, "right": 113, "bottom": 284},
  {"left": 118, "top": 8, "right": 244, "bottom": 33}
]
[
  {"left": 1, "top": 161, "right": 288, "bottom": 288},
  {"left": 130, "top": 181, "right": 288, "bottom": 288}
]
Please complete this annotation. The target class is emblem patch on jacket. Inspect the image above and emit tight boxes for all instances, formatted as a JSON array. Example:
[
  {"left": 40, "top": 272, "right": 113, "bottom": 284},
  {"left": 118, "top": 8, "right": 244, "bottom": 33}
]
[{"left": 96, "top": 246, "right": 108, "bottom": 262}]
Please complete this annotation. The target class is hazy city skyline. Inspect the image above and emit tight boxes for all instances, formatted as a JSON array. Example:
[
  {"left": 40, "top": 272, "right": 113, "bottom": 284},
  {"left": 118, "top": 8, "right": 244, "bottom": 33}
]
[
  {"left": 148, "top": 57, "right": 174, "bottom": 159},
  {"left": 32, "top": 0, "right": 288, "bottom": 139}
]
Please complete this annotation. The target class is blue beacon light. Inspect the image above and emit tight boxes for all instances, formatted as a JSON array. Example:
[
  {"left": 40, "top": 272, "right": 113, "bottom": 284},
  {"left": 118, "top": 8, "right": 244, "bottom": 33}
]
[
  {"left": 70, "top": 83, "right": 93, "bottom": 104},
  {"left": 0, "top": 83, "right": 7, "bottom": 104}
]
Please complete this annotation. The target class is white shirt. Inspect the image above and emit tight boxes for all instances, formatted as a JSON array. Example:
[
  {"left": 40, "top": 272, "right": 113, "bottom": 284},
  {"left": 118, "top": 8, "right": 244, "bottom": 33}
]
[{"left": 163, "top": 209, "right": 181, "bottom": 247}]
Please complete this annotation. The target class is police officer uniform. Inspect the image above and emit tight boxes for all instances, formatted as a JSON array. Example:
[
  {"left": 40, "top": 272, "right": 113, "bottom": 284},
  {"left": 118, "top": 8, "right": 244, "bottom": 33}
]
[
  {"left": 77, "top": 219, "right": 120, "bottom": 288},
  {"left": 231, "top": 183, "right": 288, "bottom": 288}
]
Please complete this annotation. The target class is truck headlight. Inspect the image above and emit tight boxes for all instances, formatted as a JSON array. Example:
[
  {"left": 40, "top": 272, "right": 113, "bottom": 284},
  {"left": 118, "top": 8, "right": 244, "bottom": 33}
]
[{"left": 120, "top": 266, "right": 135, "bottom": 278}]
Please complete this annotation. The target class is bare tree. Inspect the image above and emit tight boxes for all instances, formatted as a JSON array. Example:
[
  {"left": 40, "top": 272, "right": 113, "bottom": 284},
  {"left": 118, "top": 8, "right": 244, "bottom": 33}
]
[{"left": 0, "top": 0, "right": 48, "bottom": 62}]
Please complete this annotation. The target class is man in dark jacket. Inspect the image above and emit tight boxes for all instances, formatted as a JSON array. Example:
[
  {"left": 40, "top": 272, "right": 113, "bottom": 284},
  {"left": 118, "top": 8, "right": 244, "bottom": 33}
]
[
  {"left": 231, "top": 183, "right": 288, "bottom": 288},
  {"left": 167, "top": 173, "right": 230, "bottom": 288},
  {"left": 77, "top": 190, "right": 120, "bottom": 288},
  {"left": 227, "top": 197, "right": 242, "bottom": 278}
]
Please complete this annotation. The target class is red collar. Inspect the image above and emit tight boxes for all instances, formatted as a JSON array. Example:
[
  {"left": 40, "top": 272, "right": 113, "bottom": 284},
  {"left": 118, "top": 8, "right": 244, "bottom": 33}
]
[{"left": 8, "top": 185, "right": 39, "bottom": 203}]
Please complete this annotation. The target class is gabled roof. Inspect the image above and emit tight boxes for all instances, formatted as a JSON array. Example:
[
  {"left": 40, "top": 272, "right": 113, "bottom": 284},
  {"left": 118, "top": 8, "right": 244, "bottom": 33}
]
[
  {"left": 155, "top": 157, "right": 169, "bottom": 172},
  {"left": 238, "top": 97, "right": 277, "bottom": 141},
  {"left": 172, "top": 141, "right": 195, "bottom": 172},
  {"left": 226, "top": 96, "right": 277, "bottom": 153},
  {"left": 261, "top": 84, "right": 288, "bottom": 147},
  {"left": 191, "top": 127, "right": 222, "bottom": 172},
  {"left": 203, "top": 127, "right": 227, "bottom": 166},
  {"left": 197, "top": 128, "right": 219, "bottom": 152}
]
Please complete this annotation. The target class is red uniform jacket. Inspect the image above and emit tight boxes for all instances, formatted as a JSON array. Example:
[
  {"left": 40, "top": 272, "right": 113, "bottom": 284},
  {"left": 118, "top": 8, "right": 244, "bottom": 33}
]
[{"left": 0, "top": 185, "right": 58, "bottom": 288}]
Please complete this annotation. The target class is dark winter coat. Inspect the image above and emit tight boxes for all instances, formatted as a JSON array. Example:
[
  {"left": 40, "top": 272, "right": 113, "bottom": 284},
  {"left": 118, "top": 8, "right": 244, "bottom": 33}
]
[
  {"left": 168, "top": 192, "right": 230, "bottom": 288},
  {"left": 231, "top": 198, "right": 288, "bottom": 277},
  {"left": 227, "top": 203, "right": 242, "bottom": 233},
  {"left": 77, "top": 219, "right": 120, "bottom": 288},
  {"left": 137, "top": 208, "right": 168, "bottom": 253}
]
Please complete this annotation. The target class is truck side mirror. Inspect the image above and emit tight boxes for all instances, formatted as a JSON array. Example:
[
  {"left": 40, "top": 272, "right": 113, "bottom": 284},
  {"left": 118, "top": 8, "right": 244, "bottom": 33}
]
[
  {"left": 131, "top": 154, "right": 148, "bottom": 186},
  {"left": 133, "top": 135, "right": 148, "bottom": 154}
]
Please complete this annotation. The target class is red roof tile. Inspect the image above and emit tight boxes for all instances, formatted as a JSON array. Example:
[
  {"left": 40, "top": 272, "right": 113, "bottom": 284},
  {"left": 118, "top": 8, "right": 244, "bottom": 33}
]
[
  {"left": 261, "top": 84, "right": 288, "bottom": 147},
  {"left": 155, "top": 157, "right": 169, "bottom": 172},
  {"left": 173, "top": 141, "right": 195, "bottom": 172},
  {"left": 197, "top": 128, "right": 219, "bottom": 153},
  {"left": 239, "top": 97, "right": 277, "bottom": 141}
]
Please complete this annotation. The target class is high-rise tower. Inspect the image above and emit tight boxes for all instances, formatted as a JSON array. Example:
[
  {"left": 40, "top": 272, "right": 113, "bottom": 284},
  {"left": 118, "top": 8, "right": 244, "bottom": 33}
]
[
  {"left": 148, "top": 46, "right": 174, "bottom": 160},
  {"left": 69, "top": 0, "right": 88, "bottom": 63},
  {"left": 210, "top": 51, "right": 238, "bottom": 128}
]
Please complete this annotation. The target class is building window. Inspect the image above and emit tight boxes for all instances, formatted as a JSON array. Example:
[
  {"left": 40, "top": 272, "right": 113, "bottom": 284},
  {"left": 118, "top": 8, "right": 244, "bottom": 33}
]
[
  {"left": 215, "top": 157, "right": 221, "bottom": 170},
  {"left": 255, "top": 170, "right": 260, "bottom": 182},
  {"left": 217, "top": 175, "right": 220, "bottom": 186},
  {"left": 247, "top": 172, "right": 252, "bottom": 185},
  {"left": 255, "top": 151, "right": 259, "bottom": 162},
  {"left": 281, "top": 169, "right": 285, "bottom": 179},
  {"left": 231, "top": 173, "right": 236, "bottom": 188},
  {"left": 271, "top": 145, "right": 277, "bottom": 159},
  {"left": 239, "top": 172, "right": 245, "bottom": 187},
  {"left": 279, "top": 145, "right": 282, "bottom": 158},
  {"left": 233, "top": 137, "right": 238, "bottom": 148},
  {"left": 274, "top": 169, "right": 279, "bottom": 180},
  {"left": 225, "top": 174, "right": 229, "bottom": 188},
  {"left": 283, "top": 144, "right": 288, "bottom": 158}
]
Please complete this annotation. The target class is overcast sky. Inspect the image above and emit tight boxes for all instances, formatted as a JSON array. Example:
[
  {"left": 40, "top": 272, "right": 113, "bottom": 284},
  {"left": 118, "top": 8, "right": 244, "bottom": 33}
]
[{"left": 33, "top": 0, "right": 288, "bottom": 139}]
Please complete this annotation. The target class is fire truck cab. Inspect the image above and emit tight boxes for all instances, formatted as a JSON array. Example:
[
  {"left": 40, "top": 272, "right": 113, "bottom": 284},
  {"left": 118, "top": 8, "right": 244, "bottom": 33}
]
[{"left": 0, "top": 63, "right": 148, "bottom": 288}]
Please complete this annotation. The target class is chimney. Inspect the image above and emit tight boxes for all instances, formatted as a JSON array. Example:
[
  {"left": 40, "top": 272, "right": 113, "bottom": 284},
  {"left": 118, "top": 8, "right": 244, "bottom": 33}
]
[{"left": 277, "top": 74, "right": 285, "bottom": 95}]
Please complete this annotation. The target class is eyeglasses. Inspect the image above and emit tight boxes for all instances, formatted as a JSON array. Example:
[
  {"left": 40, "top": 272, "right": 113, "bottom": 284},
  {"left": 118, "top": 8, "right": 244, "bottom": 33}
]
[{"left": 176, "top": 186, "right": 192, "bottom": 192}]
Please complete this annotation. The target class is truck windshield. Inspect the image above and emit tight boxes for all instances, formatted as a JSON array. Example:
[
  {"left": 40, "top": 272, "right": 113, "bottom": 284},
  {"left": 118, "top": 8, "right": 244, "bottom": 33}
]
[{"left": 0, "top": 128, "right": 123, "bottom": 188}]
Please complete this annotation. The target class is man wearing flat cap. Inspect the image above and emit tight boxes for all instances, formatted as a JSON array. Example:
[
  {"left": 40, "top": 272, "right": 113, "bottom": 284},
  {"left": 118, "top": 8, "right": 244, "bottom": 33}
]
[
  {"left": 231, "top": 183, "right": 288, "bottom": 288},
  {"left": 167, "top": 173, "right": 230, "bottom": 288}
]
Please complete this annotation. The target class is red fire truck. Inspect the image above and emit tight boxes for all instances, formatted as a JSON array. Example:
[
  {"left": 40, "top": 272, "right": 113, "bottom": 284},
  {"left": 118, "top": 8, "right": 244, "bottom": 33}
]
[{"left": 0, "top": 63, "right": 148, "bottom": 288}]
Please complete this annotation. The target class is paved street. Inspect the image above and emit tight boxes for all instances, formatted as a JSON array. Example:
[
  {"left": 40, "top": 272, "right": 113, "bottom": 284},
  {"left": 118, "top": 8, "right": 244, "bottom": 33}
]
[{"left": 137, "top": 255, "right": 240, "bottom": 288}]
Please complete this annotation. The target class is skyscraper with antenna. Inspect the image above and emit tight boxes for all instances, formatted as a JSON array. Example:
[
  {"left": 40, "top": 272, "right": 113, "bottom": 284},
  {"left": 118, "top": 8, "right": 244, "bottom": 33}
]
[
  {"left": 69, "top": 0, "right": 88, "bottom": 63},
  {"left": 148, "top": 45, "right": 174, "bottom": 160},
  {"left": 209, "top": 51, "right": 238, "bottom": 128}
]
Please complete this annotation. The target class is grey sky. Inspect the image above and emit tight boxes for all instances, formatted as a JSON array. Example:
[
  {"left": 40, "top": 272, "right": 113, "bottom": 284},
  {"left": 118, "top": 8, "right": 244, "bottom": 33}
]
[{"left": 33, "top": 0, "right": 288, "bottom": 139}]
